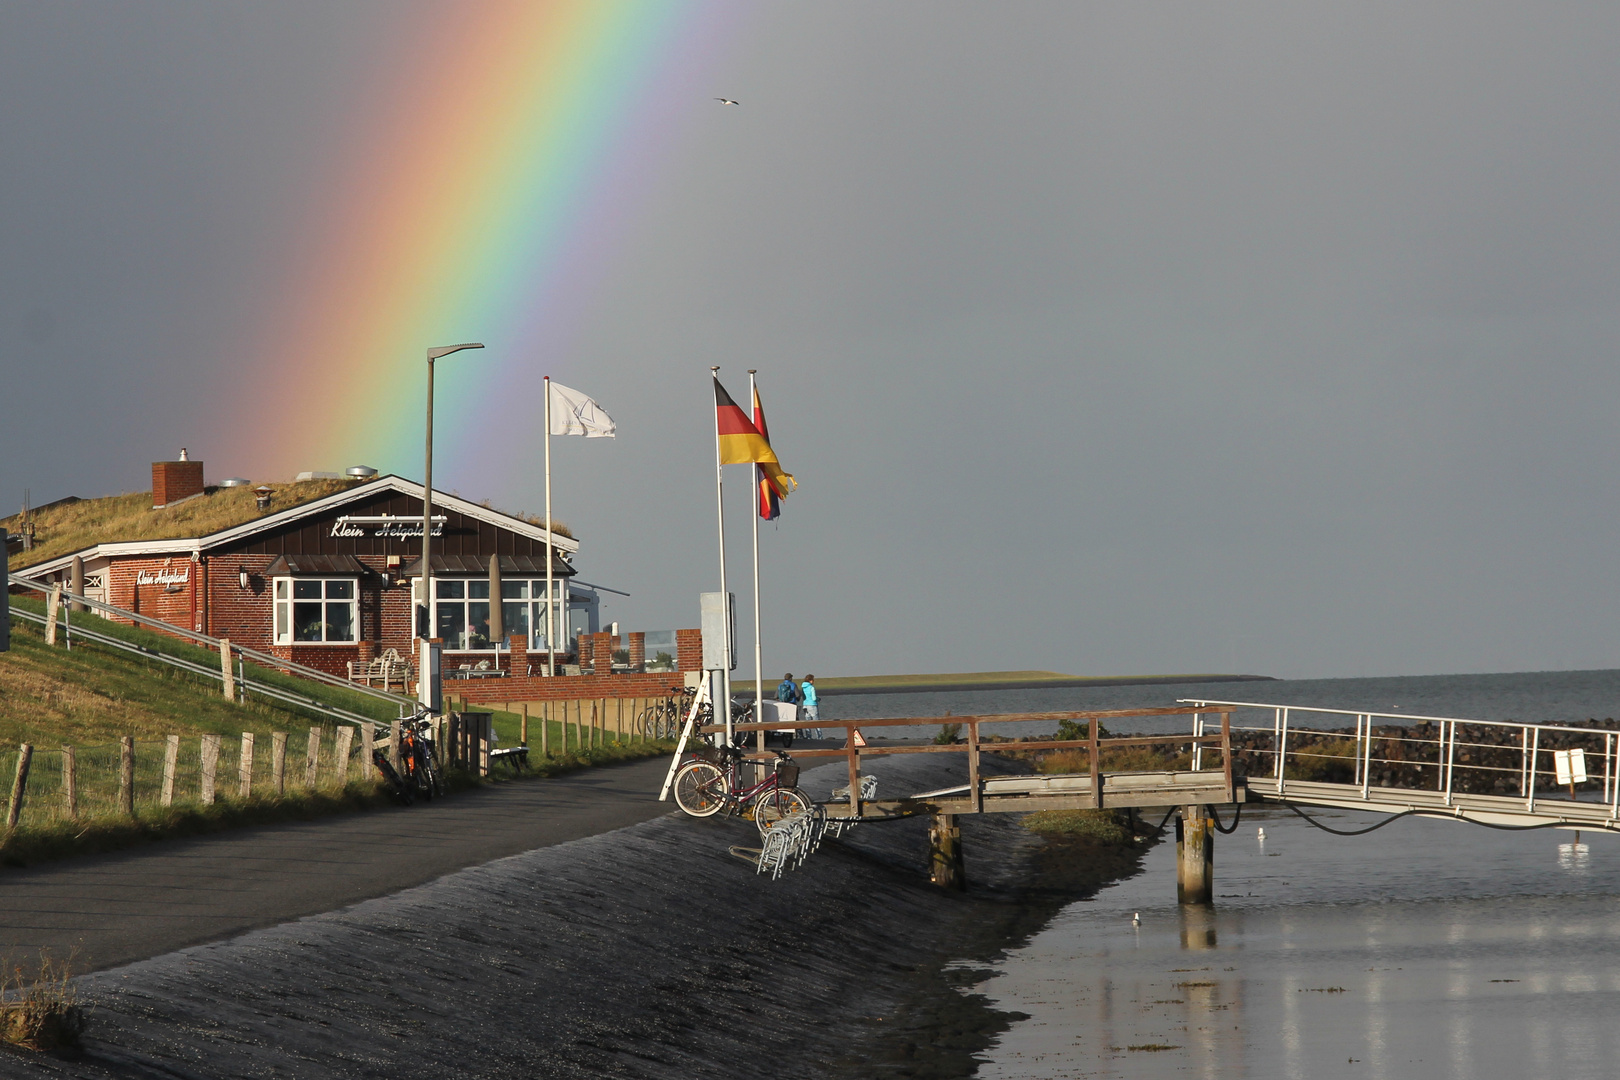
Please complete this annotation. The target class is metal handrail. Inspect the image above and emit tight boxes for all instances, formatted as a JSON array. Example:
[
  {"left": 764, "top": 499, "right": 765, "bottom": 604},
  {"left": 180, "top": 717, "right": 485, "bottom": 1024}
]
[
  {"left": 7, "top": 604, "right": 381, "bottom": 727},
  {"left": 1186, "top": 698, "right": 1620, "bottom": 816},
  {"left": 8, "top": 571, "right": 413, "bottom": 708}
]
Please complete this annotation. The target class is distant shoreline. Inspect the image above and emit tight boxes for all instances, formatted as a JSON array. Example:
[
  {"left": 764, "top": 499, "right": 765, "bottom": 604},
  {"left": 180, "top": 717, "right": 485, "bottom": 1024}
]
[{"left": 816, "top": 672, "right": 1277, "bottom": 697}]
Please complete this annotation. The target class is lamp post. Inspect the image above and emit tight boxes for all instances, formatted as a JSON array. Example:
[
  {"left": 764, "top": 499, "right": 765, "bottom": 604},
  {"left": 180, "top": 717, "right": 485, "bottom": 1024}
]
[{"left": 420, "top": 343, "right": 485, "bottom": 665}]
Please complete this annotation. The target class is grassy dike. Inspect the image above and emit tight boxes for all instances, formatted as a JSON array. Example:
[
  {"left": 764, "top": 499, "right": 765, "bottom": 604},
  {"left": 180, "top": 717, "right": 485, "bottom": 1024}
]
[{"left": 0, "top": 601, "right": 674, "bottom": 868}]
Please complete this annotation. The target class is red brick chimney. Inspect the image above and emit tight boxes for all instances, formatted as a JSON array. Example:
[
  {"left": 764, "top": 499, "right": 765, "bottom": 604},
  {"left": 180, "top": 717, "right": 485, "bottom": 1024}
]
[{"left": 153, "top": 448, "right": 205, "bottom": 509}]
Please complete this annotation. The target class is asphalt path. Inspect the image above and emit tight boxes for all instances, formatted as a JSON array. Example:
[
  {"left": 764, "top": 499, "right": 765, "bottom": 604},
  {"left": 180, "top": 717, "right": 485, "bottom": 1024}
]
[{"left": 0, "top": 756, "right": 676, "bottom": 973}]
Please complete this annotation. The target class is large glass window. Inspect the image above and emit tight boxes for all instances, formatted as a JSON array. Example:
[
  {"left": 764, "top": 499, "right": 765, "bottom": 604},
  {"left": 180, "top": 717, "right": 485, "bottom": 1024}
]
[
  {"left": 273, "top": 578, "right": 356, "bottom": 644},
  {"left": 432, "top": 578, "right": 566, "bottom": 651}
]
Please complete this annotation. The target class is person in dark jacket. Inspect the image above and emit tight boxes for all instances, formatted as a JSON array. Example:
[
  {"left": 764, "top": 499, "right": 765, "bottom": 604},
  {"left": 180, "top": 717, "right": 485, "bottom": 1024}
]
[{"left": 776, "top": 673, "right": 800, "bottom": 704}]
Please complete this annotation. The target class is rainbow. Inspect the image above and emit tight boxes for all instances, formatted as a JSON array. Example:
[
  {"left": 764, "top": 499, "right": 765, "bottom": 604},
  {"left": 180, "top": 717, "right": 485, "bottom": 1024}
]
[{"left": 223, "top": 1, "right": 731, "bottom": 486}]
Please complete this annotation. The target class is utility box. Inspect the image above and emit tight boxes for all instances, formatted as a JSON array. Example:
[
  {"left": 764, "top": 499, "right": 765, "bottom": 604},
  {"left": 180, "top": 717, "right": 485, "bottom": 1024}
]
[{"left": 700, "top": 591, "right": 735, "bottom": 671}]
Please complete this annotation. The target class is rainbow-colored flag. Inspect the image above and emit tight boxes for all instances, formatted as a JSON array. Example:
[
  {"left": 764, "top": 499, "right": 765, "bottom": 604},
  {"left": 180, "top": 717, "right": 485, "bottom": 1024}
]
[{"left": 752, "top": 383, "right": 795, "bottom": 519}]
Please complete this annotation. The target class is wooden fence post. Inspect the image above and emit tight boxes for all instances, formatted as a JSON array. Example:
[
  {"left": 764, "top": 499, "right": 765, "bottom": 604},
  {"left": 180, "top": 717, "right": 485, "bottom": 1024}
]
[
  {"left": 271, "top": 732, "right": 287, "bottom": 794},
  {"left": 305, "top": 727, "right": 321, "bottom": 788},
  {"left": 389, "top": 721, "right": 402, "bottom": 775},
  {"left": 61, "top": 746, "right": 77, "bottom": 820},
  {"left": 199, "top": 734, "right": 220, "bottom": 805},
  {"left": 479, "top": 715, "right": 491, "bottom": 777},
  {"left": 521, "top": 703, "right": 529, "bottom": 747},
  {"left": 334, "top": 727, "right": 354, "bottom": 786},
  {"left": 7, "top": 744, "right": 33, "bottom": 829},
  {"left": 220, "top": 638, "right": 235, "bottom": 701},
  {"left": 361, "top": 722, "right": 374, "bottom": 779},
  {"left": 239, "top": 733, "right": 254, "bottom": 797},
  {"left": 161, "top": 735, "right": 180, "bottom": 806},
  {"left": 119, "top": 737, "right": 135, "bottom": 815},
  {"left": 44, "top": 585, "right": 60, "bottom": 646},
  {"left": 541, "top": 702, "right": 549, "bottom": 757}
]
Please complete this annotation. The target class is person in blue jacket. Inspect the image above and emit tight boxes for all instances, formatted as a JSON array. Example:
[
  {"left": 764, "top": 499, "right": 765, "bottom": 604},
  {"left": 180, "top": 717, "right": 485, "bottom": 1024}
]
[{"left": 799, "top": 674, "right": 821, "bottom": 738}]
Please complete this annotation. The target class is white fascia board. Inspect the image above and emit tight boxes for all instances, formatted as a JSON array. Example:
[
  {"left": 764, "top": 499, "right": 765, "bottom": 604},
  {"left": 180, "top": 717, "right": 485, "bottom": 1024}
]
[
  {"left": 196, "top": 475, "right": 578, "bottom": 553},
  {"left": 12, "top": 476, "right": 578, "bottom": 580},
  {"left": 17, "top": 541, "right": 200, "bottom": 580}
]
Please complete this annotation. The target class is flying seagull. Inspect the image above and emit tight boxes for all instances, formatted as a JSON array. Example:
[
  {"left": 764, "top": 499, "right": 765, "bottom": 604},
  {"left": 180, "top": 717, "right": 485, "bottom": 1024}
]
[{"left": 715, "top": 97, "right": 740, "bottom": 105}]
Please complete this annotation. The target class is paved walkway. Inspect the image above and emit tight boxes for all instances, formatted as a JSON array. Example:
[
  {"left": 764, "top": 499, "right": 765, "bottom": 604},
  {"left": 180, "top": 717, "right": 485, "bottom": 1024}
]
[{"left": 0, "top": 757, "right": 675, "bottom": 973}]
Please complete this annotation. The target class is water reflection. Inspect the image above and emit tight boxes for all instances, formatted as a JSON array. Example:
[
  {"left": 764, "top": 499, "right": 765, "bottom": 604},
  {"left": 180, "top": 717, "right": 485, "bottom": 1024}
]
[{"left": 970, "top": 807, "right": 1620, "bottom": 1079}]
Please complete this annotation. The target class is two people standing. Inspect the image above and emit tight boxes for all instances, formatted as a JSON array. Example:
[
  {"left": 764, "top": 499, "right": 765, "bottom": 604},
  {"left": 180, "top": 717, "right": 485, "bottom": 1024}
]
[{"left": 776, "top": 672, "right": 821, "bottom": 738}]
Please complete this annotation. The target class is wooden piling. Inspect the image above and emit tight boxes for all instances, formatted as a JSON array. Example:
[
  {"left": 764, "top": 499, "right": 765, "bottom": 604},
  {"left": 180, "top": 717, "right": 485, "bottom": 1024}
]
[
  {"left": 239, "top": 733, "right": 255, "bottom": 797},
  {"left": 927, "top": 810, "right": 964, "bottom": 890},
  {"left": 200, "top": 734, "right": 220, "bottom": 805},
  {"left": 44, "top": 585, "right": 60, "bottom": 646},
  {"left": 1176, "top": 804, "right": 1214, "bottom": 905},
  {"left": 119, "top": 737, "right": 135, "bottom": 815},
  {"left": 161, "top": 735, "right": 180, "bottom": 806},
  {"left": 7, "top": 744, "right": 33, "bottom": 829},
  {"left": 61, "top": 746, "right": 76, "bottom": 820},
  {"left": 521, "top": 703, "right": 529, "bottom": 747},
  {"left": 305, "top": 727, "right": 321, "bottom": 788},
  {"left": 389, "top": 721, "right": 402, "bottom": 775},
  {"left": 540, "top": 702, "right": 549, "bottom": 757},
  {"left": 271, "top": 732, "right": 287, "bottom": 794},
  {"left": 361, "top": 723, "right": 374, "bottom": 778}
]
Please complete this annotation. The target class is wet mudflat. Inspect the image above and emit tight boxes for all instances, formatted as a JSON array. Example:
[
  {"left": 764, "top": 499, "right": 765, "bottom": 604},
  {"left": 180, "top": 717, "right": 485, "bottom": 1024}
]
[
  {"left": 970, "top": 806, "right": 1620, "bottom": 1079},
  {"left": 0, "top": 754, "right": 1074, "bottom": 1079}
]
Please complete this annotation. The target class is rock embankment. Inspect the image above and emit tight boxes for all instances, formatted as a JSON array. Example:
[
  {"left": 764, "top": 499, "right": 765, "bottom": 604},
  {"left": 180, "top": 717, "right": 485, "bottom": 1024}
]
[{"left": 0, "top": 754, "right": 1139, "bottom": 1080}]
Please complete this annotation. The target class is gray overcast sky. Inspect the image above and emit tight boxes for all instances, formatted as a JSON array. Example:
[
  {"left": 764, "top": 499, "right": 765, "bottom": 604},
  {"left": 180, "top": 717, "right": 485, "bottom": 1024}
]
[{"left": 5, "top": 2, "right": 1620, "bottom": 680}]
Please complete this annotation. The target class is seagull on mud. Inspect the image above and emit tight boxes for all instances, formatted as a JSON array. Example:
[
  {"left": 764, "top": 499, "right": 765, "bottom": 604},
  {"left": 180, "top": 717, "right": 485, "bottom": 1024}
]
[{"left": 715, "top": 97, "right": 740, "bottom": 105}]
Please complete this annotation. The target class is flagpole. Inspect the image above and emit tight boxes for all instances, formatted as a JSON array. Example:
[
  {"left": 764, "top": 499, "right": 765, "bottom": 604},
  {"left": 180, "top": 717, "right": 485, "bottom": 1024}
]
[
  {"left": 544, "top": 376, "right": 555, "bottom": 679},
  {"left": 712, "top": 366, "right": 732, "bottom": 747},
  {"left": 748, "top": 370, "right": 764, "bottom": 722}
]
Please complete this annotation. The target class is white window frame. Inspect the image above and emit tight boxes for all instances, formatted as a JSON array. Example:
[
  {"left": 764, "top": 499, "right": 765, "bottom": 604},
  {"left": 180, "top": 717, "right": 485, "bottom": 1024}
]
[
  {"left": 433, "top": 577, "right": 568, "bottom": 652},
  {"left": 273, "top": 576, "right": 359, "bottom": 645}
]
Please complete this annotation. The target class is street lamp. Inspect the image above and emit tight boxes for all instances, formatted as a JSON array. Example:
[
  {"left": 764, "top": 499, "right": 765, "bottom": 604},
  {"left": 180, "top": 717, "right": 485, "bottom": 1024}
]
[{"left": 420, "top": 343, "right": 484, "bottom": 655}]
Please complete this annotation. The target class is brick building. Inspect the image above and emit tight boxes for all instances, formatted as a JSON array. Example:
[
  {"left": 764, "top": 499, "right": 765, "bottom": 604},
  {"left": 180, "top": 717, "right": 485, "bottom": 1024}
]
[{"left": 18, "top": 457, "right": 704, "bottom": 701}]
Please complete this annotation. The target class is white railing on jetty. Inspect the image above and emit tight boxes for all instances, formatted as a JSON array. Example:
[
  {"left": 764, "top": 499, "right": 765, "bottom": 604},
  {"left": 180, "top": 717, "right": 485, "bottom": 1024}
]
[{"left": 1185, "top": 699, "right": 1620, "bottom": 819}]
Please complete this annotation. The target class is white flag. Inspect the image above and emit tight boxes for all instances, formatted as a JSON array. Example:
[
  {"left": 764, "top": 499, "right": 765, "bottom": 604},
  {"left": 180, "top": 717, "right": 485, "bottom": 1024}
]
[{"left": 548, "top": 382, "right": 616, "bottom": 438}]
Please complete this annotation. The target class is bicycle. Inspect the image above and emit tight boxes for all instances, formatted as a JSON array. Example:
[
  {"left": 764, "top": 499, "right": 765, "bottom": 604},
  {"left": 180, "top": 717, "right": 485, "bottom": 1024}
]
[
  {"left": 642, "top": 685, "right": 697, "bottom": 740},
  {"left": 672, "top": 746, "right": 811, "bottom": 835},
  {"left": 371, "top": 709, "right": 447, "bottom": 804}
]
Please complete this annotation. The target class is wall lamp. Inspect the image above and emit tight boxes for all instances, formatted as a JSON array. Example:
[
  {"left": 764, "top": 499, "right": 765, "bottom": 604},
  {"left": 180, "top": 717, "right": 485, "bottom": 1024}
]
[{"left": 238, "top": 567, "right": 251, "bottom": 590}]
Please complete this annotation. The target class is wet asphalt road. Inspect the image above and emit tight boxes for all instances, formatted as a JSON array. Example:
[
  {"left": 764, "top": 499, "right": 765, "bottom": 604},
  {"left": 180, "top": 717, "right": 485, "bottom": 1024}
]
[{"left": 0, "top": 756, "right": 675, "bottom": 973}]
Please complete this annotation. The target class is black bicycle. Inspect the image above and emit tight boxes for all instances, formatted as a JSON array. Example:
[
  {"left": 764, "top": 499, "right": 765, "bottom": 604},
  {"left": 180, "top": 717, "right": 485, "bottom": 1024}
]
[{"left": 372, "top": 711, "right": 446, "bottom": 804}]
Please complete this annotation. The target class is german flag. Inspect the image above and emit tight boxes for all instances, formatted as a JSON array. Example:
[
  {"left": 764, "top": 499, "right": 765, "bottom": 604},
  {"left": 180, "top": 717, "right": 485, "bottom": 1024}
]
[
  {"left": 752, "top": 384, "right": 796, "bottom": 519},
  {"left": 715, "top": 378, "right": 777, "bottom": 465}
]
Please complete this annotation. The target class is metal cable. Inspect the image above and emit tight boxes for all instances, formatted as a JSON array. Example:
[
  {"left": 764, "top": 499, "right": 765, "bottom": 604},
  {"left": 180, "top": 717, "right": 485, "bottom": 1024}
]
[
  {"left": 1281, "top": 800, "right": 1577, "bottom": 836},
  {"left": 1210, "top": 802, "right": 1243, "bottom": 834}
]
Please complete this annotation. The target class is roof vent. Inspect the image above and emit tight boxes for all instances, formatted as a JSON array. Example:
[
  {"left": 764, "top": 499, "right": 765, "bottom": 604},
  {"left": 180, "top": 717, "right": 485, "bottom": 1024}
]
[
  {"left": 346, "top": 465, "right": 378, "bottom": 479},
  {"left": 221, "top": 477, "right": 251, "bottom": 488},
  {"left": 254, "top": 485, "right": 274, "bottom": 511},
  {"left": 294, "top": 471, "right": 344, "bottom": 482}
]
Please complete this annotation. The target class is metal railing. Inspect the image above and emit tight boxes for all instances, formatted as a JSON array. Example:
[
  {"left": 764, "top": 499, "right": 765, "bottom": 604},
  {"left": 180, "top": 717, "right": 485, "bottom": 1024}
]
[
  {"left": 8, "top": 572, "right": 411, "bottom": 727},
  {"left": 1185, "top": 698, "right": 1620, "bottom": 816},
  {"left": 8, "top": 571, "right": 413, "bottom": 708}
]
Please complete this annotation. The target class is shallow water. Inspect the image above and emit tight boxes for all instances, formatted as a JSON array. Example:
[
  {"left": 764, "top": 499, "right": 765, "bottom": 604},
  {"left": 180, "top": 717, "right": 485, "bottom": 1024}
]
[{"left": 970, "top": 805, "right": 1620, "bottom": 1079}]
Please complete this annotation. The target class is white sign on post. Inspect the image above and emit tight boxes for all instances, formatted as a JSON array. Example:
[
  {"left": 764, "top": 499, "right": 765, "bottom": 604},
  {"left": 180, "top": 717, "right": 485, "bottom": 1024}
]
[
  {"left": 1554, "top": 748, "right": 1588, "bottom": 786},
  {"left": 699, "top": 591, "right": 735, "bottom": 671}
]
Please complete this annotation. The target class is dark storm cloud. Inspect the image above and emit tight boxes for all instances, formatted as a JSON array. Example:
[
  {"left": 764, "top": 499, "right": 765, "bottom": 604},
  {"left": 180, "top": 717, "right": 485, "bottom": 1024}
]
[{"left": 5, "top": 2, "right": 1620, "bottom": 678}]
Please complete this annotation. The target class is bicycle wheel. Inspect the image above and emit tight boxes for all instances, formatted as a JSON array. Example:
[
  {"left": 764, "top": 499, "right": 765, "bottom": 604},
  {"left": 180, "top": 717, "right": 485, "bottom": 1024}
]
[
  {"left": 372, "top": 751, "right": 413, "bottom": 805},
  {"left": 673, "top": 761, "right": 728, "bottom": 817},
  {"left": 753, "top": 786, "right": 811, "bottom": 836},
  {"left": 641, "top": 706, "right": 660, "bottom": 739}
]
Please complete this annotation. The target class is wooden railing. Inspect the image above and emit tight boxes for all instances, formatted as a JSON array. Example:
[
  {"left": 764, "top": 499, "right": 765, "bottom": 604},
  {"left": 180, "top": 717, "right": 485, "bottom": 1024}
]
[{"left": 703, "top": 706, "right": 1234, "bottom": 817}]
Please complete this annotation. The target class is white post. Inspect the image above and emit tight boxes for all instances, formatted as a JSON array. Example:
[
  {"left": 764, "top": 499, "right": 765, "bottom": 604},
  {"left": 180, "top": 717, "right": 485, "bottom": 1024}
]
[
  {"left": 544, "top": 375, "right": 556, "bottom": 679},
  {"left": 712, "top": 367, "right": 732, "bottom": 747},
  {"left": 748, "top": 370, "right": 764, "bottom": 720}
]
